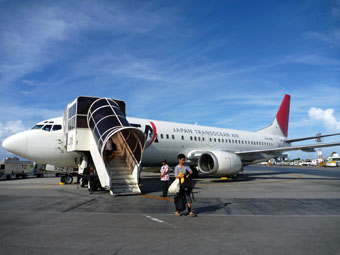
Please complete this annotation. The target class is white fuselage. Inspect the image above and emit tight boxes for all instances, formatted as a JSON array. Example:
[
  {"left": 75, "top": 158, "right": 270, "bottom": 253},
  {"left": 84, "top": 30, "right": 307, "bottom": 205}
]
[
  {"left": 129, "top": 117, "right": 284, "bottom": 166},
  {"left": 2, "top": 116, "right": 287, "bottom": 169}
]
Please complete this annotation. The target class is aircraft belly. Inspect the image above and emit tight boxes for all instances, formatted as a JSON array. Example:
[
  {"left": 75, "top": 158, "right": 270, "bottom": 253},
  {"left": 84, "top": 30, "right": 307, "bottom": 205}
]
[{"left": 142, "top": 145, "right": 179, "bottom": 166}]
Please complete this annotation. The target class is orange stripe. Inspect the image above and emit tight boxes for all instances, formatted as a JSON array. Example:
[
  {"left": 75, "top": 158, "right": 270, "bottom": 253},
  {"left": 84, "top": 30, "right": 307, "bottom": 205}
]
[{"left": 140, "top": 194, "right": 174, "bottom": 202}]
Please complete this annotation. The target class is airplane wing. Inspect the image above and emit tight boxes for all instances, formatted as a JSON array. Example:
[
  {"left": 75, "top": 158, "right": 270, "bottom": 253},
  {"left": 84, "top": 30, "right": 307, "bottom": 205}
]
[
  {"left": 286, "top": 133, "right": 340, "bottom": 143},
  {"left": 235, "top": 141, "right": 340, "bottom": 155},
  {"left": 187, "top": 141, "right": 340, "bottom": 160}
]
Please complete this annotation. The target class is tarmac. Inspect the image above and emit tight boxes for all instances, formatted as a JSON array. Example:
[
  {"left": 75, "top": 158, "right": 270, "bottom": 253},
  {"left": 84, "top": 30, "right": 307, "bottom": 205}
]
[{"left": 1, "top": 165, "right": 340, "bottom": 255}]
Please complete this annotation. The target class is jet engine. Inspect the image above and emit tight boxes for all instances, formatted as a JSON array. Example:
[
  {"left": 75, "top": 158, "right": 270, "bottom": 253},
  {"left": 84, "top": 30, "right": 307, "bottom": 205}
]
[{"left": 198, "top": 151, "right": 242, "bottom": 176}]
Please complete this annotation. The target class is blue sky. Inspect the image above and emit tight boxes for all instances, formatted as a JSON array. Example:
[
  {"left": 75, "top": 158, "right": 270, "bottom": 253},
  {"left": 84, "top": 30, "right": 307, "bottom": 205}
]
[{"left": 1, "top": 0, "right": 340, "bottom": 160}]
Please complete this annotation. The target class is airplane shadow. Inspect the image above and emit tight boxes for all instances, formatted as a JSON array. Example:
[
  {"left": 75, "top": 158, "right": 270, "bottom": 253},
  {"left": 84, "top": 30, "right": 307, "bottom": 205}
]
[
  {"left": 194, "top": 202, "right": 232, "bottom": 214},
  {"left": 139, "top": 176, "right": 175, "bottom": 194},
  {"left": 197, "top": 171, "right": 340, "bottom": 184},
  {"left": 139, "top": 170, "right": 340, "bottom": 195}
]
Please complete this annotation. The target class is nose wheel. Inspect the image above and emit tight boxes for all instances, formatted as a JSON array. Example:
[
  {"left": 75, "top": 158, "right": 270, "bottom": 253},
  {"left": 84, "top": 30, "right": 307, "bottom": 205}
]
[{"left": 60, "top": 175, "right": 73, "bottom": 184}]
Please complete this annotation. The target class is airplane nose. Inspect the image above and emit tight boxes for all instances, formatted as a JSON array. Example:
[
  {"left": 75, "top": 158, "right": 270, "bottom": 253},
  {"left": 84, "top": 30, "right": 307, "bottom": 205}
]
[{"left": 2, "top": 132, "right": 27, "bottom": 157}]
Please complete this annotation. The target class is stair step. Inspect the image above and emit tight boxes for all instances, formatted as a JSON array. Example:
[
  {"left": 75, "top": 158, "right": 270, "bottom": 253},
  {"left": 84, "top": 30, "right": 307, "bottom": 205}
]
[
  {"left": 110, "top": 165, "right": 128, "bottom": 169},
  {"left": 111, "top": 179, "right": 136, "bottom": 184},
  {"left": 110, "top": 174, "right": 132, "bottom": 179},
  {"left": 110, "top": 170, "right": 131, "bottom": 175},
  {"left": 108, "top": 165, "right": 129, "bottom": 170},
  {"left": 111, "top": 186, "right": 141, "bottom": 195}
]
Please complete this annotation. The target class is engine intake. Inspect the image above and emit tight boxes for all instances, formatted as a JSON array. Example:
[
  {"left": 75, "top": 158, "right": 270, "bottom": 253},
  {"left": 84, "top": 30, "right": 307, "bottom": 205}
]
[{"left": 198, "top": 151, "right": 242, "bottom": 176}]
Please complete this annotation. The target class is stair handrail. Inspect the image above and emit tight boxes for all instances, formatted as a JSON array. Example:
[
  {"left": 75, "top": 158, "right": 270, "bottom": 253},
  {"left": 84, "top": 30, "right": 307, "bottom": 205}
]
[{"left": 116, "top": 131, "right": 139, "bottom": 167}]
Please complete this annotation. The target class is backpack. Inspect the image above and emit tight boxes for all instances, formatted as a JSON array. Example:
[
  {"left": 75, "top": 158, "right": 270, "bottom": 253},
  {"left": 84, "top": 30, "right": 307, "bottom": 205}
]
[
  {"left": 174, "top": 194, "right": 186, "bottom": 212},
  {"left": 181, "top": 175, "right": 193, "bottom": 194}
]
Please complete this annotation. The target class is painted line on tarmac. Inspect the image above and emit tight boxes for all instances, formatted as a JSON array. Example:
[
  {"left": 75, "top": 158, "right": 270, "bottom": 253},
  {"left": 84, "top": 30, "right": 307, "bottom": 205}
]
[
  {"left": 143, "top": 214, "right": 179, "bottom": 228},
  {"left": 144, "top": 215, "right": 165, "bottom": 223},
  {"left": 140, "top": 194, "right": 174, "bottom": 202}
]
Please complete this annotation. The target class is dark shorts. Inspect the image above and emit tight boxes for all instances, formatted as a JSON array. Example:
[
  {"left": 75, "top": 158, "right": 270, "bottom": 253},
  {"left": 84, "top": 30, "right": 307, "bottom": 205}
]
[
  {"left": 177, "top": 192, "right": 192, "bottom": 204},
  {"left": 185, "top": 193, "right": 192, "bottom": 204}
]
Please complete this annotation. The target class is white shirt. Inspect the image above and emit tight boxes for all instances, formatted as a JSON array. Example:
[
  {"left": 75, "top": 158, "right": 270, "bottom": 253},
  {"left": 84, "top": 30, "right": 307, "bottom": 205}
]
[{"left": 160, "top": 164, "right": 170, "bottom": 181}]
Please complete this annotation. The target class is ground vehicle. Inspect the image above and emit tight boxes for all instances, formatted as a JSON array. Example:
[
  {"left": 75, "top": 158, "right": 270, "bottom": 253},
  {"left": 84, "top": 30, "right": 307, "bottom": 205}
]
[
  {"left": 325, "top": 152, "right": 340, "bottom": 167},
  {"left": 0, "top": 157, "right": 33, "bottom": 179}
]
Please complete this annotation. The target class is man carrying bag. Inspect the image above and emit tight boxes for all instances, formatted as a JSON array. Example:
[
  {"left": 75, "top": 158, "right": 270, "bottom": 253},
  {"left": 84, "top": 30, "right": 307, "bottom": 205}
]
[{"left": 173, "top": 154, "right": 196, "bottom": 217}]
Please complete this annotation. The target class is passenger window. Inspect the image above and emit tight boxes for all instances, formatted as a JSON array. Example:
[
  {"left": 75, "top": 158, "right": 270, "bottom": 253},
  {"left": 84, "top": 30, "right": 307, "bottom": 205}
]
[
  {"left": 181, "top": 135, "right": 184, "bottom": 140},
  {"left": 160, "top": 134, "right": 163, "bottom": 139},
  {"left": 198, "top": 137, "right": 201, "bottom": 141},
  {"left": 194, "top": 137, "right": 197, "bottom": 141},
  {"left": 190, "top": 136, "right": 193, "bottom": 141},
  {"left": 172, "top": 135, "right": 175, "bottom": 139},
  {"left": 52, "top": 125, "right": 62, "bottom": 131},
  {"left": 42, "top": 125, "right": 52, "bottom": 131},
  {"left": 166, "top": 134, "right": 169, "bottom": 139}
]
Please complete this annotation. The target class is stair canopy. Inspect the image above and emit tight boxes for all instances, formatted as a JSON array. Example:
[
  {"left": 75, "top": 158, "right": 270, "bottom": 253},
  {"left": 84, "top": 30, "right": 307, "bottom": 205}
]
[{"left": 87, "top": 98, "right": 145, "bottom": 163}]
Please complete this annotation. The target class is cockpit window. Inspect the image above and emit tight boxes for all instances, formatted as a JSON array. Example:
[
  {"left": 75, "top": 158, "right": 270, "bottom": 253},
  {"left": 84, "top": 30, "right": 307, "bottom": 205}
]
[
  {"left": 52, "top": 125, "right": 62, "bottom": 131},
  {"left": 31, "top": 125, "right": 43, "bottom": 130},
  {"left": 42, "top": 125, "right": 52, "bottom": 131}
]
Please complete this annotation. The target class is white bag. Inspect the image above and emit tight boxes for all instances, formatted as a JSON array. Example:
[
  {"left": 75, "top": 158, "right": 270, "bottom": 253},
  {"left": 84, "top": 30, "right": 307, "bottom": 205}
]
[{"left": 168, "top": 179, "right": 180, "bottom": 194}]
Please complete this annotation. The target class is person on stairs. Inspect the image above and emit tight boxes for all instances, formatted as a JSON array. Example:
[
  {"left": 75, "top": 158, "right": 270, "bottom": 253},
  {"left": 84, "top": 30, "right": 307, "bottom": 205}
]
[{"left": 104, "top": 138, "right": 116, "bottom": 166}]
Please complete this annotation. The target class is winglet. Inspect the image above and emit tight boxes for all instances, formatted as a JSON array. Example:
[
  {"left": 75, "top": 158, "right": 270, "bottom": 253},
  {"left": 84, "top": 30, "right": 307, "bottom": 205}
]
[{"left": 276, "top": 94, "right": 290, "bottom": 137}]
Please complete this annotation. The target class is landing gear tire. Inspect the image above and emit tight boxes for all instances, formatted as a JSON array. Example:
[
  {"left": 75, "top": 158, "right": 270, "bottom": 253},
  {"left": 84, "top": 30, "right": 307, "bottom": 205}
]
[
  {"left": 231, "top": 173, "right": 238, "bottom": 179},
  {"left": 64, "top": 175, "right": 73, "bottom": 184}
]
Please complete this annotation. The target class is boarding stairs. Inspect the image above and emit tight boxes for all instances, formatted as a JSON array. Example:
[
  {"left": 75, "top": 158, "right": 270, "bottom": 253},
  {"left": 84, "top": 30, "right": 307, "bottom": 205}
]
[
  {"left": 108, "top": 133, "right": 141, "bottom": 195},
  {"left": 85, "top": 98, "right": 145, "bottom": 195}
]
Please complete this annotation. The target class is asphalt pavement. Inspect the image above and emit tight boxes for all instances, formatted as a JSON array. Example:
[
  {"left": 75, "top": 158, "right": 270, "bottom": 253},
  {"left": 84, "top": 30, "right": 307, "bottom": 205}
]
[{"left": 1, "top": 165, "right": 340, "bottom": 255}]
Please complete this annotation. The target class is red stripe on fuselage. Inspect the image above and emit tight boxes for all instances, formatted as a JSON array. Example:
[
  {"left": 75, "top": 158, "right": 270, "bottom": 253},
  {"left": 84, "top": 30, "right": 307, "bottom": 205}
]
[{"left": 146, "top": 121, "right": 157, "bottom": 148}]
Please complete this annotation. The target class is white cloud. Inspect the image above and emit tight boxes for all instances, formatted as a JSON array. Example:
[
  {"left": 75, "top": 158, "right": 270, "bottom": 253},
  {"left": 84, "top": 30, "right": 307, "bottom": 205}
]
[
  {"left": 303, "top": 30, "right": 340, "bottom": 46},
  {"left": 0, "top": 120, "right": 27, "bottom": 159},
  {"left": 0, "top": 120, "right": 26, "bottom": 141},
  {"left": 308, "top": 107, "right": 340, "bottom": 132}
]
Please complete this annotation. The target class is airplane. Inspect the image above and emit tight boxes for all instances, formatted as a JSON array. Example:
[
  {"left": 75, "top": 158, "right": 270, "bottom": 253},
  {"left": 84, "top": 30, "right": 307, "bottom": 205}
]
[{"left": 2, "top": 95, "right": 340, "bottom": 194}]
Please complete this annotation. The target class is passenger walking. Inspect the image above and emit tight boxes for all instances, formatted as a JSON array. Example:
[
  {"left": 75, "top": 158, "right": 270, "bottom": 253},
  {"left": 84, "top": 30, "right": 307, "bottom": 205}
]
[
  {"left": 104, "top": 138, "right": 116, "bottom": 166},
  {"left": 174, "top": 154, "right": 196, "bottom": 217},
  {"left": 160, "top": 159, "right": 170, "bottom": 197}
]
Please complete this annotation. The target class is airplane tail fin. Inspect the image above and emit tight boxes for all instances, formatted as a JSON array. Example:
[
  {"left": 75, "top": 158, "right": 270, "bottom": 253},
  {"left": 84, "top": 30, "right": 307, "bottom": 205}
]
[{"left": 256, "top": 94, "right": 290, "bottom": 137}]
